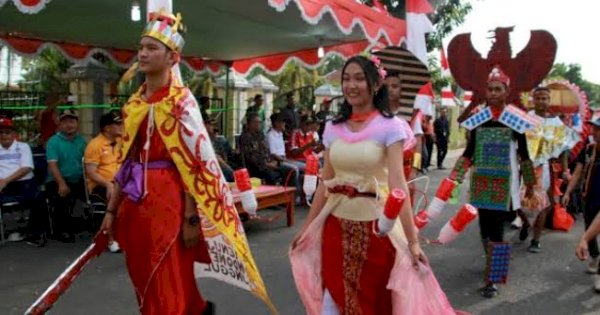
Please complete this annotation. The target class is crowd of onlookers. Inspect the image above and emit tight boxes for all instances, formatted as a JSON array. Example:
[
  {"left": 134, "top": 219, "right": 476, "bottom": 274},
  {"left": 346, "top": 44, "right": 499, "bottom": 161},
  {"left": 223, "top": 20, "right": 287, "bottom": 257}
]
[
  {"left": 0, "top": 91, "right": 333, "bottom": 247},
  {"left": 204, "top": 92, "right": 331, "bottom": 204},
  {"left": 0, "top": 92, "right": 122, "bottom": 251}
]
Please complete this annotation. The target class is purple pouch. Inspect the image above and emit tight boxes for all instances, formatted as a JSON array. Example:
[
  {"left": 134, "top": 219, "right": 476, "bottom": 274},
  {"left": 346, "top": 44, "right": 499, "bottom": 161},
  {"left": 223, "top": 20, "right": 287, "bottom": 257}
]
[{"left": 114, "top": 159, "right": 144, "bottom": 203}]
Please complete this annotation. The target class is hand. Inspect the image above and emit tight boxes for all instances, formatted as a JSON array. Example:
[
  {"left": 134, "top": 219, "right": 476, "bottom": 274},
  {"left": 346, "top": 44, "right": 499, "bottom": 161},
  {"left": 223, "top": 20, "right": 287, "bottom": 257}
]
[
  {"left": 290, "top": 228, "right": 306, "bottom": 250},
  {"left": 100, "top": 212, "right": 115, "bottom": 237},
  {"left": 525, "top": 186, "right": 534, "bottom": 199},
  {"left": 409, "top": 241, "right": 429, "bottom": 270},
  {"left": 562, "top": 194, "right": 571, "bottom": 207},
  {"left": 58, "top": 182, "right": 71, "bottom": 197},
  {"left": 576, "top": 237, "right": 589, "bottom": 261},
  {"left": 0, "top": 179, "right": 7, "bottom": 192},
  {"left": 182, "top": 221, "right": 201, "bottom": 248},
  {"left": 266, "top": 161, "right": 279, "bottom": 169}
]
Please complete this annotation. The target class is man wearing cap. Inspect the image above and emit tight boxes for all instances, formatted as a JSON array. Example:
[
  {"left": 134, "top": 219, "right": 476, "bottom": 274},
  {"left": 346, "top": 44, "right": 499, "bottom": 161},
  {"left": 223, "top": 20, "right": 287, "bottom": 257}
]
[
  {"left": 84, "top": 111, "right": 123, "bottom": 252},
  {"left": 572, "top": 118, "right": 600, "bottom": 292},
  {"left": 46, "top": 109, "right": 87, "bottom": 243},
  {"left": 447, "top": 66, "right": 536, "bottom": 298},
  {"left": 0, "top": 116, "right": 47, "bottom": 246},
  {"left": 99, "top": 11, "right": 271, "bottom": 314}
]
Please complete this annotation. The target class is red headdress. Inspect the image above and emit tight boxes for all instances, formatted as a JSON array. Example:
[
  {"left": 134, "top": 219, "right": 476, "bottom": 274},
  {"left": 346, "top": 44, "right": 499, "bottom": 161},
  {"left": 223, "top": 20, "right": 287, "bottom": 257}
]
[{"left": 487, "top": 65, "right": 511, "bottom": 87}]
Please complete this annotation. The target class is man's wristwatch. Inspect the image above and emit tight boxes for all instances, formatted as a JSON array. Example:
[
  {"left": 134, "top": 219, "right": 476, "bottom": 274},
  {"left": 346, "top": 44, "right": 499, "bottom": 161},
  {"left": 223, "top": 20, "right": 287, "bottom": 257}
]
[{"left": 186, "top": 214, "right": 201, "bottom": 226}]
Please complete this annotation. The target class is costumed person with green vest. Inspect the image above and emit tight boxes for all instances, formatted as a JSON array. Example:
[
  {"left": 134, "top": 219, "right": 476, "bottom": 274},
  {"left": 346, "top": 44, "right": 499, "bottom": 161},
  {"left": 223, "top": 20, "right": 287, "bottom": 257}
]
[{"left": 447, "top": 66, "right": 537, "bottom": 298}]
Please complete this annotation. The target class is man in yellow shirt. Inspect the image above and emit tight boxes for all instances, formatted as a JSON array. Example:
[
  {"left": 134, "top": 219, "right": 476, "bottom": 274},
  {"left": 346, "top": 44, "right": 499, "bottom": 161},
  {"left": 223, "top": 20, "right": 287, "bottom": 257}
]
[{"left": 84, "top": 111, "right": 122, "bottom": 252}]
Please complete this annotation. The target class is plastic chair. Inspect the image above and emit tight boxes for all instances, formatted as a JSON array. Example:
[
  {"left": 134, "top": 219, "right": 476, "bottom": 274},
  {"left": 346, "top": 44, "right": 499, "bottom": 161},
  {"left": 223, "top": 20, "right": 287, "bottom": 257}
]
[
  {"left": 0, "top": 199, "right": 21, "bottom": 245},
  {"left": 82, "top": 157, "right": 107, "bottom": 230}
]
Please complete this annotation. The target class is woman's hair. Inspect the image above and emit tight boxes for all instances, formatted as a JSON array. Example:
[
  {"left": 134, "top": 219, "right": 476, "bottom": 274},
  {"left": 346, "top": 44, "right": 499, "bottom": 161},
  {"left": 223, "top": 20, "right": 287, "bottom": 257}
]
[{"left": 333, "top": 55, "right": 393, "bottom": 124}]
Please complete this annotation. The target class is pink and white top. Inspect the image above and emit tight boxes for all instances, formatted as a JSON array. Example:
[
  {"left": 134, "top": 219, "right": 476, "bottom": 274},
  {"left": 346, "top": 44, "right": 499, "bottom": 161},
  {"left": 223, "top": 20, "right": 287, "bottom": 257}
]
[{"left": 322, "top": 114, "right": 416, "bottom": 150}]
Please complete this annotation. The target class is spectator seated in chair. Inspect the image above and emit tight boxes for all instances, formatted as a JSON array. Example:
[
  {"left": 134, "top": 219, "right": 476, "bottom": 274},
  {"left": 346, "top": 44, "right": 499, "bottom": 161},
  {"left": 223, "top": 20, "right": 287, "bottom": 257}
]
[
  {"left": 239, "top": 112, "right": 297, "bottom": 187},
  {"left": 267, "top": 113, "right": 304, "bottom": 201},
  {"left": 0, "top": 115, "right": 48, "bottom": 247},
  {"left": 288, "top": 115, "right": 324, "bottom": 163},
  {"left": 84, "top": 111, "right": 123, "bottom": 252},
  {"left": 205, "top": 118, "right": 235, "bottom": 182},
  {"left": 46, "top": 109, "right": 87, "bottom": 243}
]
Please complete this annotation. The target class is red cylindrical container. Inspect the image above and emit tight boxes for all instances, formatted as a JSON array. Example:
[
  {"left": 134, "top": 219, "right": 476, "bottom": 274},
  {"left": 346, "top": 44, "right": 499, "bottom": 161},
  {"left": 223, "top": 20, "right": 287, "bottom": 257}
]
[
  {"left": 436, "top": 178, "right": 457, "bottom": 201},
  {"left": 383, "top": 188, "right": 407, "bottom": 219},
  {"left": 449, "top": 204, "right": 478, "bottom": 232},
  {"left": 234, "top": 168, "right": 252, "bottom": 192},
  {"left": 305, "top": 154, "right": 319, "bottom": 175}
]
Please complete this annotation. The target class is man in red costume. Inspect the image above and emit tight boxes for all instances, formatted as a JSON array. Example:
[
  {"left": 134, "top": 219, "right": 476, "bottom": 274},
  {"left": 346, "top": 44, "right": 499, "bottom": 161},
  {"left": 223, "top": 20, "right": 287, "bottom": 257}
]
[{"left": 99, "top": 11, "right": 215, "bottom": 314}]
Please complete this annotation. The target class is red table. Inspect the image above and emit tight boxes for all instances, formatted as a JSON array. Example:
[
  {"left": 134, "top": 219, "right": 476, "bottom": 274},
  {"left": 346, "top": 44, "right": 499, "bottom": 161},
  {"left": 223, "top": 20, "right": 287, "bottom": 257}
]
[{"left": 232, "top": 185, "right": 296, "bottom": 227}]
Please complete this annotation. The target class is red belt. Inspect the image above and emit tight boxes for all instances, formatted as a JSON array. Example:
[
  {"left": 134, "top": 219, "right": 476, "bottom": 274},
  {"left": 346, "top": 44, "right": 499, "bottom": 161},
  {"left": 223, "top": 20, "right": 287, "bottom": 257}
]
[{"left": 328, "top": 185, "right": 377, "bottom": 198}]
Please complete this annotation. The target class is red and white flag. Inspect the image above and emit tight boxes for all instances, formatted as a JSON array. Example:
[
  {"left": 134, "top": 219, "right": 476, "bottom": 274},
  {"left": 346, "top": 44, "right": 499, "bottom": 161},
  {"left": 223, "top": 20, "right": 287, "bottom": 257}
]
[
  {"left": 406, "top": 0, "right": 434, "bottom": 65},
  {"left": 440, "top": 46, "right": 451, "bottom": 77},
  {"left": 439, "top": 46, "right": 456, "bottom": 106},
  {"left": 463, "top": 91, "right": 473, "bottom": 107},
  {"left": 441, "top": 86, "right": 456, "bottom": 106},
  {"left": 415, "top": 81, "right": 435, "bottom": 116}
]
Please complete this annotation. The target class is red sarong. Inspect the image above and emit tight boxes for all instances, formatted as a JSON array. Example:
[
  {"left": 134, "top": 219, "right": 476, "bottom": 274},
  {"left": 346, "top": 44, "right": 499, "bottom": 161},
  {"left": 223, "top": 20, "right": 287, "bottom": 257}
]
[
  {"left": 116, "top": 86, "right": 210, "bottom": 314},
  {"left": 322, "top": 215, "right": 396, "bottom": 315}
]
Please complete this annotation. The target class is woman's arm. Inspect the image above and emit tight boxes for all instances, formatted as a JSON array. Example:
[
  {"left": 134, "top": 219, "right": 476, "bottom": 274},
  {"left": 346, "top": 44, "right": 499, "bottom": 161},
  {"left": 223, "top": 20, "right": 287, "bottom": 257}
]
[
  {"left": 387, "top": 142, "right": 418, "bottom": 244},
  {"left": 291, "top": 149, "right": 333, "bottom": 245}
]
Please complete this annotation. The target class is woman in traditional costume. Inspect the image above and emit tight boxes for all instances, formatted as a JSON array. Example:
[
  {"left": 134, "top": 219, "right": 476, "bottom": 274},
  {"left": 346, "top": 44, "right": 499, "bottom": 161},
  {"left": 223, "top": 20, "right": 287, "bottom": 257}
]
[{"left": 289, "top": 56, "right": 463, "bottom": 315}]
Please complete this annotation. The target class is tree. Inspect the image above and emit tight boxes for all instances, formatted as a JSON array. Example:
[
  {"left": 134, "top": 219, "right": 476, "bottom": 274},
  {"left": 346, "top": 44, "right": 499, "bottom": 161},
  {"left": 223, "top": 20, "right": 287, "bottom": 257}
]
[{"left": 21, "top": 48, "right": 72, "bottom": 93}]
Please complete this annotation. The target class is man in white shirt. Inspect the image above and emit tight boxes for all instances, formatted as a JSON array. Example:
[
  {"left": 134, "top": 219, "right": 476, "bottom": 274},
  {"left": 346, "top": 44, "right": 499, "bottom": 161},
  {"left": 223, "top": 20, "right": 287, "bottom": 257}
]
[
  {"left": 0, "top": 116, "right": 47, "bottom": 246},
  {"left": 266, "top": 113, "right": 303, "bottom": 202}
]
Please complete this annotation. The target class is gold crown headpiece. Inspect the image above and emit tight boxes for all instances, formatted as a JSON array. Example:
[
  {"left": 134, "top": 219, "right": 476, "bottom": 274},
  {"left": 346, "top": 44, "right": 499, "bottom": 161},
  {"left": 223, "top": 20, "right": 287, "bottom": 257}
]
[{"left": 142, "top": 9, "right": 185, "bottom": 52}]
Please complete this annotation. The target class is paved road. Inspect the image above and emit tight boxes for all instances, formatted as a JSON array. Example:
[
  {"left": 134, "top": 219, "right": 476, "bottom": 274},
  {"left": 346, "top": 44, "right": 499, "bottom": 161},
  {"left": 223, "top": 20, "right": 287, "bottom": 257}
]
[{"left": 2, "top": 150, "right": 599, "bottom": 315}]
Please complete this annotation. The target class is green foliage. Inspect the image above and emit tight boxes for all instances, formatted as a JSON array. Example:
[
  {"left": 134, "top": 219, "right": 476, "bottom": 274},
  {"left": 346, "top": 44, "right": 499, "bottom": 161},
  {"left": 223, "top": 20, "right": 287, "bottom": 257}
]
[
  {"left": 426, "top": 0, "right": 472, "bottom": 51},
  {"left": 22, "top": 48, "right": 72, "bottom": 92},
  {"left": 549, "top": 63, "right": 600, "bottom": 108}
]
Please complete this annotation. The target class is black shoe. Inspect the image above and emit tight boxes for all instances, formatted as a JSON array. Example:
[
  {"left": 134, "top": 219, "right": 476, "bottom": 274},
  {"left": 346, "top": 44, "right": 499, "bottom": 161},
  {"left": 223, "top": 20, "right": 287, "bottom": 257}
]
[
  {"left": 528, "top": 240, "right": 541, "bottom": 253},
  {"left": 519, "top": 224, "right": 530, "bottom": 241},
  {"left": 479, "top": 284, "right": 498, "bottom": 298},
  {"left": 25, "top": 234, "right": 47, "bottom": 247},
  {"left": 202, "top": 301, "right": 215, "bottom": 315}
]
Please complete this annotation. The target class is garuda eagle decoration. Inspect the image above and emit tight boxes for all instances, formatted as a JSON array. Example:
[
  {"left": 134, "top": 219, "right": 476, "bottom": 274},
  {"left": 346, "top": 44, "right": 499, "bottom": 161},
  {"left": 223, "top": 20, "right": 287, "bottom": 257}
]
[{"left": 448, "top": 27, "right": 557, "bottom": 107}]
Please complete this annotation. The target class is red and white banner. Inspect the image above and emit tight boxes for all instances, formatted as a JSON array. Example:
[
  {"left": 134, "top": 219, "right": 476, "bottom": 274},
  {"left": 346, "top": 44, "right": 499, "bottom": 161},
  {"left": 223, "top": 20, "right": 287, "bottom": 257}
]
[
  {"left": 268, "top": 0, "right": 405, "bottom": 45},
  {"left": 441, "top": 86, "right": 456, "bottom": 107},
  {"left": 10, "top": 0, "right": 50, "bottom": 14},
  {"left": 414, "top": 82, "right": 435, "bottom": 116},
  {"left": 405, "top": 0, "right": 434, "bottom": 65},
  {"left": 463, "top": 91, "right": 473, "bottom": 107}
]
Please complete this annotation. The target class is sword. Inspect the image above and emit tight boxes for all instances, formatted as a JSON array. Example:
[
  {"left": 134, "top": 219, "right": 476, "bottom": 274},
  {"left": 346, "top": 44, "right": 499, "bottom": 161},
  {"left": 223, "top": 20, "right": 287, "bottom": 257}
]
[{"left": 25, "top": 232, "right": 109, "bottom": 315}]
